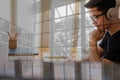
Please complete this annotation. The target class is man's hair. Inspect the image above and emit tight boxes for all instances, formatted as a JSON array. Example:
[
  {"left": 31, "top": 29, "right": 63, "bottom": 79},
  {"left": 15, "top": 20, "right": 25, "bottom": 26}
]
[{"left": 84, "top": 0, "right": 116, "bottom": 13}]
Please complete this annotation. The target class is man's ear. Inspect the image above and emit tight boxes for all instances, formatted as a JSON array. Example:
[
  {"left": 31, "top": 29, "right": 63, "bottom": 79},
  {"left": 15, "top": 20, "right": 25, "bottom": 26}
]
[{"left": 107, "top": 0, "right": 120, "bottom": 20}]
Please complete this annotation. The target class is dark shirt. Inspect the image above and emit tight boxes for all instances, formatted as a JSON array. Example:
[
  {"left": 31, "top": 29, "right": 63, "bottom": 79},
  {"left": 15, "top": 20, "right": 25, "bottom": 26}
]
[{"left": 99, "top": 30, "right": 120, "bottom": 63}]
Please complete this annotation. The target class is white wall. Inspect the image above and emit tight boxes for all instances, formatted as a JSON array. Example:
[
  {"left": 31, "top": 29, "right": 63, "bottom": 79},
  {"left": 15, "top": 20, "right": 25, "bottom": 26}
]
[
  {"left": 16, "top": 0, "right": 35, "bottom": 33},
  {"left": 0, "top": 0, "right": 35, "bottom": 33},
  {"left": 0, "top": 0, "right": 10, "bottom": 21}
]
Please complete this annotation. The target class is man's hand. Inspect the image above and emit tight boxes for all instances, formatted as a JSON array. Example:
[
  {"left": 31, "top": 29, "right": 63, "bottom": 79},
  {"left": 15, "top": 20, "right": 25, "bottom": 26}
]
[{"left": 89, "top": 29, "right": 105, "bottom": 43}]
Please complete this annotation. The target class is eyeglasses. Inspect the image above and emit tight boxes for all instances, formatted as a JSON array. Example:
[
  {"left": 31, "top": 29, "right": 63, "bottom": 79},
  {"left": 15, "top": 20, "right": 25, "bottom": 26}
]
[{"left": 90, "top": 13, "right": 105, "bottom": 22}]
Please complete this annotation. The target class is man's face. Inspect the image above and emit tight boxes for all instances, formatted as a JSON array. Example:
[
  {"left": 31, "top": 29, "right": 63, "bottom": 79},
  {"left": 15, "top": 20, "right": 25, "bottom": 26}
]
[{"left": 89, "top": 7, "right": 110, "bottom": 32}]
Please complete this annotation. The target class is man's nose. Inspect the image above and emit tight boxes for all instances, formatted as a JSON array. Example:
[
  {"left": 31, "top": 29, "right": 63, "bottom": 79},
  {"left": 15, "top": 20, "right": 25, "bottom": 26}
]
[{"left": 92, "top": 21, "right": 97, "bottom": 25}]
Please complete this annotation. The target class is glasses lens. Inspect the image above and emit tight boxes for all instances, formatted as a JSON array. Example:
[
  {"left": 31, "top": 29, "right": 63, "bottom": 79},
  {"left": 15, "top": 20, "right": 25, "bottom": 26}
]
[{"left": 90, "top": 13, "right": 104, "bottom": 22}]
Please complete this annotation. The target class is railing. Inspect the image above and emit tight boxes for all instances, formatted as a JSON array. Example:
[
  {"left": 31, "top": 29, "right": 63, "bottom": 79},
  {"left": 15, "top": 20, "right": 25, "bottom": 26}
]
[{"left": 0, "top": 59, "right": 120, "bottom": 80}]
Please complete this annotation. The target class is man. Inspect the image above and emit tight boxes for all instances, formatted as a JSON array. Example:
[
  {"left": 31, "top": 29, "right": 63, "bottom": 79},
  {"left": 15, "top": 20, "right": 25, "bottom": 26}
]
[{"left": 84, "top": 0, "right": 120, "bottom": 64}]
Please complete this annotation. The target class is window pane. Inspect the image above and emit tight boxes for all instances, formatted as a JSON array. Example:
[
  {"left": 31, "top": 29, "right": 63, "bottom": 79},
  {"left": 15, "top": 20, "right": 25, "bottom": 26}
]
[
  {"left": 67, "top": 15, "right": 81, "bottom": 29},
  {"left": 35, "top": 23, "right": 40, "bottom": 34},
  {"left": 54, "top": 30, "right": 73, "bottom": 47},
  {"left": 55, "top": 9, "right": 60, "bottom": 18},
  {"left": 36, "top": 13, "right": 40, "bottom": 22},
  {"left": 85, "top": 12, "right": 93, "bottom": 27},
  {"left": 67, "top": 4, "right": 73, "bottom": 15},
  {"left": 57, "top": 5, "right": 66, "bottom": 17},
  {"left": 34, "top": 34, "right": 40, "bottom": 47},
  {"left": 54, "top": 18, "right": 66, "bottom": 31}
]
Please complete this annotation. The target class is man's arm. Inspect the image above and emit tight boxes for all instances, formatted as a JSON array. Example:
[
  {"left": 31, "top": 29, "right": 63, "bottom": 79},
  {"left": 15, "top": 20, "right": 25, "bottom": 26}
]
[
  {"left": 89, "top": 42, "right": 114, "bottom": 64},
  {"left": 98, "top": 46, "right": 104, "bottom": 57},
  {"left": 88, "top": 41, "right": 102, "bottom": 62}
]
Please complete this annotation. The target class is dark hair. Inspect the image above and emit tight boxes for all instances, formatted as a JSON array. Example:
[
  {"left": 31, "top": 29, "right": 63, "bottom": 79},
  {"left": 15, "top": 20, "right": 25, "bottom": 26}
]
[{"left": 84, "top": 0, "right": 116, "bottom": 13}]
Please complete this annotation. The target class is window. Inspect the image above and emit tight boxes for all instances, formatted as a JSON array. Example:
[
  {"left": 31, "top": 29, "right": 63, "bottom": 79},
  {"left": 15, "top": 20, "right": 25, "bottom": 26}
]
[
  {"left": 34, "top": 0, "right": 94, "bottom": 61},
  {"left": 49, "top": 0, "right": 95, "bottom": 61}
]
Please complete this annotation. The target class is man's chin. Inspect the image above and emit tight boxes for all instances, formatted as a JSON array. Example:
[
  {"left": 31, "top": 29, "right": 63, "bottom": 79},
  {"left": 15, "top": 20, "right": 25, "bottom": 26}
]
[{"left": 97, "top": 25, "right": 106, "bottom": 32}]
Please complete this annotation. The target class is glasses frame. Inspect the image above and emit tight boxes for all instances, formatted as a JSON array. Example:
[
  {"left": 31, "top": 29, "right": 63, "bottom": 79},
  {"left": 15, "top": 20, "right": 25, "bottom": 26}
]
[{"left": 90, "top": 13, "right": 105, "bottom": 22}]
